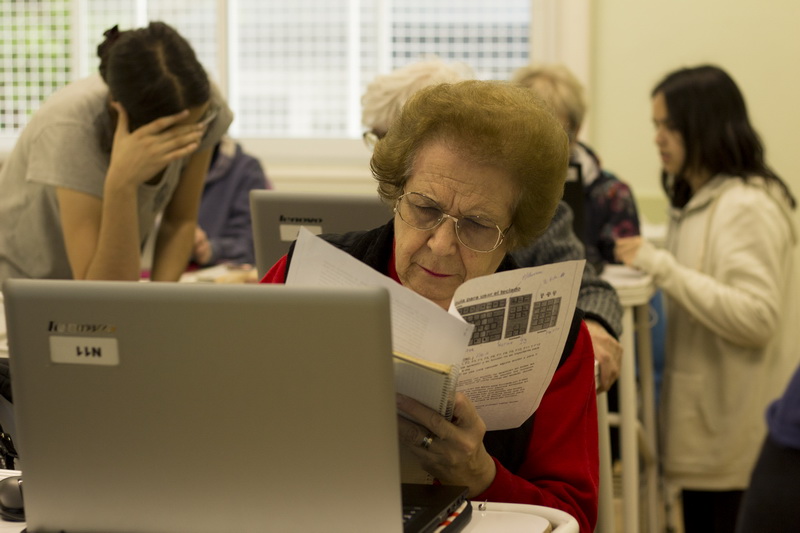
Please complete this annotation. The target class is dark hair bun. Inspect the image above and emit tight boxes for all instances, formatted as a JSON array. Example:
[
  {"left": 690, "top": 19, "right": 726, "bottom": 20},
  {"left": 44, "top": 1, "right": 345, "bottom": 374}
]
[{"left": 97, "top": 25, "right": 121, "bottom": 80}]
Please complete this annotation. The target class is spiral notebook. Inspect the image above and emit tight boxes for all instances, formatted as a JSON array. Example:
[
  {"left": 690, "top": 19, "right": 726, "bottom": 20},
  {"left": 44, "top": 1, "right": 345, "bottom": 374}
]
[
  {"left": 2, "top": 279, "right": 467, "bottom": 533},
  {"left": 393, "top": 351, "right": 460, "bottom": 420}
]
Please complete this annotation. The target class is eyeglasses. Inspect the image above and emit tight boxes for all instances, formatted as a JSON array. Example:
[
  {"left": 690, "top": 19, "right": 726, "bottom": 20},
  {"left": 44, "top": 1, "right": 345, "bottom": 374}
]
[{"left": 394, "top": 192, "right": 507, "bottom": 253}]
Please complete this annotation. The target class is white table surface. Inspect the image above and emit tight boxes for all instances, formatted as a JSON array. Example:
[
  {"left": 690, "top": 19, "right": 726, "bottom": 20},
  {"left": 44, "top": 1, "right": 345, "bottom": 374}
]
[
  {"left": 464, "top": 501, "right": 575, "bottom": 532},
  {"left": 0, "top": 501, "right": 568, "bottom": 533},
  {"left": 0, "top": 467, "right": 574, "bottom": 533}
]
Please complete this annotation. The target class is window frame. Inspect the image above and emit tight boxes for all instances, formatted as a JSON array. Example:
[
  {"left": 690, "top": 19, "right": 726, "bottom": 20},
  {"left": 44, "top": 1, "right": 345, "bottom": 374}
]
[
  {"left": 235, "top": 0, "right": 591, "bottom": 191},
  {"left": 0, "top": 0, "right": 590, "bottom": 188}
]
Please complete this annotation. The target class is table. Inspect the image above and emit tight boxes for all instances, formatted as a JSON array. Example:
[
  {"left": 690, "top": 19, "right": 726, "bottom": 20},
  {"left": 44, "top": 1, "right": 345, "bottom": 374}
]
[
  {"left": 601, "top": 265, "right": 660, "bottom": 533},
  {"left": 178, "top": 263, "right": 259, "bottom": 283},
  {"left": 0, "top": 468, "right": 577, "bottom": 533},
  {"left": 463, "top": 501, "right": 578, "bottom": 532}
]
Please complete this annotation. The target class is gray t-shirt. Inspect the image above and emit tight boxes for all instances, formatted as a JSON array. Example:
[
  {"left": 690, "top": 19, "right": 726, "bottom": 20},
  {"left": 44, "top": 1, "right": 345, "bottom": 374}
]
[{"left": 0, "top": 74, "right": 232, "bottom": 281}]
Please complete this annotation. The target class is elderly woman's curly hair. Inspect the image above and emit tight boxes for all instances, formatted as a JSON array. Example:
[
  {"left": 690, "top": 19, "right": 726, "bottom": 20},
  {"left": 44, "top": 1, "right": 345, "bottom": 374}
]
[
  {"left": 361, "top": 58, "right": 473, "bottom": 139},
  {"left": 371, "top": 80, "right": 569, "bottom": 251}
]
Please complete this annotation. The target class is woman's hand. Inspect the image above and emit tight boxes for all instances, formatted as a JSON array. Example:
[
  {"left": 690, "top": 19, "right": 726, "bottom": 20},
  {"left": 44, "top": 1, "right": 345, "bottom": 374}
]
[
  {"left": 192, "top": 226, "right": 213, "bottom": 265},
  {"left": 107, "top": 102, "right": 205, "bottom": 191},
  {"left": 614, "top": 236, "right": 643, "bottom": 267},
  {"left": 396, "top": 392, "right": 496, "bottom": 497},
  {"left": 585, "top": 319, "right": 622, "bottom": 392}
]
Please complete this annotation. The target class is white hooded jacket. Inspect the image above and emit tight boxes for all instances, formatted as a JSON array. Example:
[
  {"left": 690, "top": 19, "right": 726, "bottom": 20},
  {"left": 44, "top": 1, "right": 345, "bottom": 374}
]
[{"left": 633, "top": 175, "right": 798, "bottom": 489}]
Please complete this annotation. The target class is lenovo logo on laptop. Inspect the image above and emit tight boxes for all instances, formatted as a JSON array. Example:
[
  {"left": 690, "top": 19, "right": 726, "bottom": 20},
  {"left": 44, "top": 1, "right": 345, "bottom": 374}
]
[
  {"left": 47, "top": 321, "right": 116, "bottom": 334},
  {"left": 46, "top": 322, "right": 120, "bottom": 366}
]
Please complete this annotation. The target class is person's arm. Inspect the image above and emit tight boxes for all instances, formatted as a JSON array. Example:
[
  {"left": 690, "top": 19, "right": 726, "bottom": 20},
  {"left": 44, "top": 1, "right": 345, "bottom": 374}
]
[
  {"left": 192, "top": 226, "right": 214, "bottom": 266},
  {"left": 260, "top": 255, "right": 289, "bottom": 283},
  {"left": 617, "top": 190, "right": 790, "bottom": 348},
  {"left": 59, "top": 105, "right": 205, "bottom": 280},
  {"left": 151, "top": 146, "right": 213, "bottom": 281},
  {"left": 396, "top": 322, "right": 599, "bottom": 532},
  {"left": 396, "top": 392, "right": 497, "bottom": 497},
  {"left": 512, "top": 202, "right": 623, "bottom": 391},
  {"left": 587, "top": 174, "right": 641, "bottom": 267},
  {"left": 473, "top": 322, "right": 599, "bottom": 532},
  {"left": 735, "top": 365, "right": 800, "bottom": 533}
]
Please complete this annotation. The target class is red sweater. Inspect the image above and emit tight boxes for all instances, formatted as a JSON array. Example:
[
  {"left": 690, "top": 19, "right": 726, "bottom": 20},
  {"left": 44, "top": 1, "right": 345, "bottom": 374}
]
[{"left": 262, "top": 255, "right": 599, "bottom": 531}]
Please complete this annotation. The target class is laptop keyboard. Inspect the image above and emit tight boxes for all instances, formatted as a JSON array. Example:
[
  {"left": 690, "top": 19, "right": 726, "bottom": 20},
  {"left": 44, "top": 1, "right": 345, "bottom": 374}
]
[{"left": 403, "top": 505, "right": 424, "bottom": 525}]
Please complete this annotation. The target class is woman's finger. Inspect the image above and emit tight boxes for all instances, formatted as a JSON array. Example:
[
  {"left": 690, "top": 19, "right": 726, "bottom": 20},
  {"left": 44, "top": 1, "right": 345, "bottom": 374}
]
[
  {"left": 450, "top": 393, "right": 480, "bottom": 426},
  {"left": 111, "top": 101, "right": 129, "bottom": 137},
  {"left": 135, "top": 126, "right": 203, "bottom": 163},
  {"left": 396, "top": 394, "right": 452, "bottom": 438},
  {"left": 135, "top": 109, "right": 191, "bottom": 135},
  {"left": 396, "top": 414, "right": 436, "bottom": 451},
  {"left": 162, "top": 140, "right": 201, "bottom": 162}
]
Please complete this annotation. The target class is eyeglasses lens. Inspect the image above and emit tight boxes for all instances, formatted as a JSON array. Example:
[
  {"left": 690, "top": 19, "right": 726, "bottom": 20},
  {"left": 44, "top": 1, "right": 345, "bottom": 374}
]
[{"left": 396, "top": 193, "right": 503, "bottom": 252}]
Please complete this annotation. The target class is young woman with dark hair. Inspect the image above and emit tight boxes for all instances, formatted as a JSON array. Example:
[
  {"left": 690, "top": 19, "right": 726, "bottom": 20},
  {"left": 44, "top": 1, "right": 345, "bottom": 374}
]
[
  {"left": 616, "top": 65, "right": 797, "bottom": 533},
  {"left": 0, "top": 22, "right": 233, "bottom": 283},
  {"left": 651, "top": 65, "right": 795, "bottom": 210}
]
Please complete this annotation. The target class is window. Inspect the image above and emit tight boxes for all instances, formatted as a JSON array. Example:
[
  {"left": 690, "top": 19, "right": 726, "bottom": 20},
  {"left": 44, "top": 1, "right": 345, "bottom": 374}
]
[
  {"left": 0, "top": 1, "right": 73, "bottom": 133},
  {"left": 233, "top": 0, "right": 530, "bottom": 138},
  {"left": 1, "top": 0, "right": 539, "bottom": 141}
]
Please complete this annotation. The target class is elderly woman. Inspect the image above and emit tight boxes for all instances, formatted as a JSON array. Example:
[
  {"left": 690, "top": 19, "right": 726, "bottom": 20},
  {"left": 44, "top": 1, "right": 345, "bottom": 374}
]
[
  {"left": 262, "top": 80, "right": 599, "bottom": 531},
  {"left": 361, "top": 60, "right": 623, "bottom": 394}
]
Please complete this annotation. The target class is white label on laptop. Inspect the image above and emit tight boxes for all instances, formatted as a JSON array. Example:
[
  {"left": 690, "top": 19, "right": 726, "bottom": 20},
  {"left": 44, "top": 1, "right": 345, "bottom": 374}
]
[
  {"left": 279, "top": 224, "right": 322, "bottom": 242},
  {"left": 49, "top": 336, "right": 120, "bottom": 366}
]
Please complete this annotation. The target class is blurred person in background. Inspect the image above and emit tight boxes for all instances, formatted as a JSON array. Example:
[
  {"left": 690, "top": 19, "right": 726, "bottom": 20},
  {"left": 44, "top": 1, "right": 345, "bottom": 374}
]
[
  {"left": 191, "top": 136, "right": 272, "bottom": 267},
  {"left": 0, "top": 22, "right": 232, "bottom": 283},
  {"left": 616, "top": 65, "right": 797, "bottom": 533},
  {"left": 511, "top": 63, "right": 640, "bottom": 270}
]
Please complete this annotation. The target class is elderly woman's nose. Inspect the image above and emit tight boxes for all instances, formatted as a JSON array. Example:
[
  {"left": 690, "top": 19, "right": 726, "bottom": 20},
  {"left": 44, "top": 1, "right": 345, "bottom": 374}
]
[{"left": 427, "top": 218, "right": 460, "bottom": 254}]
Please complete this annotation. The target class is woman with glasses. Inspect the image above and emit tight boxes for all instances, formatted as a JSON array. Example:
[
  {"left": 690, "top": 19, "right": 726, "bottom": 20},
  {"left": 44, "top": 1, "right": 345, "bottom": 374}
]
[
  {"left": 262, "top": 80, "right": 599, "bottom": 532},
  {"left": 362, "top": 58, "right": 623, "bottom": 394},
  {"left": 0, "top": 22, "right": 232, "bottom": 283}
]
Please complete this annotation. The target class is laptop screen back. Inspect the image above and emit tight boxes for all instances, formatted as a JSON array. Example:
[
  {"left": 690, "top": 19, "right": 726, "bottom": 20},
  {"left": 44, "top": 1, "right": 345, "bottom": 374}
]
[
  {"left": 250, "top": 190, "right": 393, "bottom": 277},
  {"left": 3, "top": 279, "right": 401, "bottom": 533}
]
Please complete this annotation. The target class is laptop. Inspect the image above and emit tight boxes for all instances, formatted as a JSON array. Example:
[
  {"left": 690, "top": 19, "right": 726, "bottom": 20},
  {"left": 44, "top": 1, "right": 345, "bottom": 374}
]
[
  {"left": 250, "top": 190, "right": 393, "bottom": 277},
  {"left": 2, "top": 279, "right": 467, "bottom": 533}
]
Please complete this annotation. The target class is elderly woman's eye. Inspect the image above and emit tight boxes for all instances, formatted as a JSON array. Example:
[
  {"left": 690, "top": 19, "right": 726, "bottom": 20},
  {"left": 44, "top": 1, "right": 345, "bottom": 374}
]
[
  {"left": 412, "top": 204, "right": 441, "bottom": 219},
  {"left": 462, "top": 216, "right": 496, "bottom": 231}
]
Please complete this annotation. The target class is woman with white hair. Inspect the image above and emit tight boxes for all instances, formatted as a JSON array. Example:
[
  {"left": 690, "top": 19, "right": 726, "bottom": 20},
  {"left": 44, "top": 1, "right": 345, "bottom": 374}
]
[{"left": 511, "top": 63, "right": 641, "bottom": 269}]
